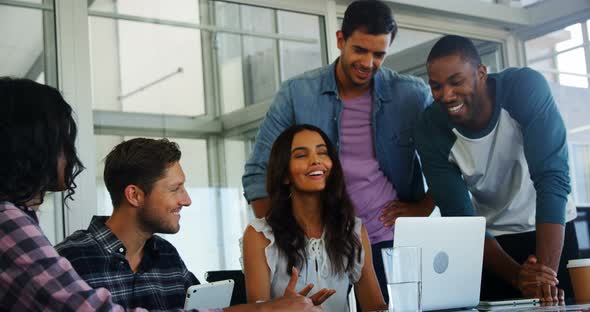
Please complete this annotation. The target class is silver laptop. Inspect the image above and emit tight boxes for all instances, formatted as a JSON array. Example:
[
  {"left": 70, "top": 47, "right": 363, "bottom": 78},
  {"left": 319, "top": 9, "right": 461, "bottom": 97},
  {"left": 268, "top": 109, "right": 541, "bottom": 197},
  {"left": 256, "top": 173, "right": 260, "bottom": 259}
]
[{"left": 393, "top": 217, "right": 486, "bottom": 311}]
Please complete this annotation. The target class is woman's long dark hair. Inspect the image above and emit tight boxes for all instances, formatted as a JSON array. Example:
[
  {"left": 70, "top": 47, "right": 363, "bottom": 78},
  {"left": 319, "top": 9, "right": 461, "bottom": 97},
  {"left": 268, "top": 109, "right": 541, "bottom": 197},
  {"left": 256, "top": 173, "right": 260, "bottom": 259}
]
[
  {"left": 0, "top": 77, "right": 84, "bottom": 208},
  {"left": 266, "top": 124, "right": 362, "bottom": 276}
]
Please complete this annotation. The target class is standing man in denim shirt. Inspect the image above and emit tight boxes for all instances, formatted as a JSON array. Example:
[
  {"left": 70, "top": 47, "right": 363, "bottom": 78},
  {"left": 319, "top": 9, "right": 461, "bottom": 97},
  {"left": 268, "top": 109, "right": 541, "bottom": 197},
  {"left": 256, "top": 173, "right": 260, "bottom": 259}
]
[{"left": 242, "top": 0, "right": 434, "bottom": 301}]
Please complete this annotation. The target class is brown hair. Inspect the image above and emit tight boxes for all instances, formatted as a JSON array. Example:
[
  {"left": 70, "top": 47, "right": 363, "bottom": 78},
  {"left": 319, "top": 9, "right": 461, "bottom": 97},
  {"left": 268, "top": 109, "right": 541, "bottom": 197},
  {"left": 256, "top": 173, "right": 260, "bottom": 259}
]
[{"left": 104, "top": 138, "right": 181, "bottom": 208}]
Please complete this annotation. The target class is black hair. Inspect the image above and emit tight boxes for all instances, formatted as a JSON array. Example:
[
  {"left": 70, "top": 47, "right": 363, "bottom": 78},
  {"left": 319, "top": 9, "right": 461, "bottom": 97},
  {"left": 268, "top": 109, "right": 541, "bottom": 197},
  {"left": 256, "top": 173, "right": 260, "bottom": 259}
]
[
  {"left": 427, "top": 35, "right": 482, "bottom": 67},
  {"left": 0, "top": 77, "right": 84, "bottom": 208},
  {"left": 104, "top": 138, "right": 181, "bottom": 208},
  {"left": 341, "top": 0, "right": 398, "bottom": 42}
]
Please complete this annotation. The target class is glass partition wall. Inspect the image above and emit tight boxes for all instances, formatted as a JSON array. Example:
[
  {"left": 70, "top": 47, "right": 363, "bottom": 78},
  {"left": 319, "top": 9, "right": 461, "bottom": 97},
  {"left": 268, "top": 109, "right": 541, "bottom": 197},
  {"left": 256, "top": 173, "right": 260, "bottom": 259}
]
[
  {"left": 3, "top": 0, "right": 589, "bottom": 282},
  {"left": 87, "top": 0, "right": 327, "bottom": 279}
]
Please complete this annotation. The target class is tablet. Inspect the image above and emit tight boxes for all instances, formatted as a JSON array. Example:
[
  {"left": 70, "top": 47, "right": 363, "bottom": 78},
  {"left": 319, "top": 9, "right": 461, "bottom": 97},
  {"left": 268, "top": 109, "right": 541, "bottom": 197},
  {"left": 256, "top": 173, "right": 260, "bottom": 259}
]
[{"left": 184, "top": 279, "right": 234, "bottom": 310}]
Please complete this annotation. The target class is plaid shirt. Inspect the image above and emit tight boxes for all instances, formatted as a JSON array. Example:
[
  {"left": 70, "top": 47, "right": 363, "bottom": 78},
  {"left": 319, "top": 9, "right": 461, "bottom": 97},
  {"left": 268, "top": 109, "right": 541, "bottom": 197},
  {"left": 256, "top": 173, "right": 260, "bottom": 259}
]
[
  {"left": 0, "top": 201, "right": 136, "bottom": 311},
  {"left": 0, "top": 202, "right": 220, "bottom": 312},
  {"left": 55, "top": 216, "right": 198, "bottom": 310}
]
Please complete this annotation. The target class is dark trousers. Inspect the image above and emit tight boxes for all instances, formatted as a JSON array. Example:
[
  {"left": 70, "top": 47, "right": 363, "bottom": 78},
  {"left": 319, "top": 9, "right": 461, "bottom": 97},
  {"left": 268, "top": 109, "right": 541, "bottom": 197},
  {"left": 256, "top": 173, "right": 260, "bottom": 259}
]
[
  {"left": 354, "top": 240, "right": 392, "bottom": 310},
  {"left": 480, "top": 221, "right": 579, "bottom": 301}
]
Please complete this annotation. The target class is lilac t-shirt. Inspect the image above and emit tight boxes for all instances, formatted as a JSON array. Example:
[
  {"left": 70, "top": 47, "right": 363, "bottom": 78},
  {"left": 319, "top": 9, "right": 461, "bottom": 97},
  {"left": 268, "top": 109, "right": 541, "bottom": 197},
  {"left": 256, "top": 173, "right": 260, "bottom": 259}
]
[{"left": 339, "top": 92, "right": 397, "bottom": 244}]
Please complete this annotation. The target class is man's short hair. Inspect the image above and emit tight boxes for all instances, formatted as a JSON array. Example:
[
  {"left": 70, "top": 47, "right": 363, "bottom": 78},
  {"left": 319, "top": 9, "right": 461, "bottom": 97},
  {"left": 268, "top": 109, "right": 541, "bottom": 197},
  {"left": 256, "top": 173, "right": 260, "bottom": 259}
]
[
  {"left": 427, "top": 35, "right": 482, "bottom": 67},
  {"left": 104, "top": 138, "right": 181, "bottom": 208},
  {"left": 341, "top": 0, "right": 398, "bottom": 42}
]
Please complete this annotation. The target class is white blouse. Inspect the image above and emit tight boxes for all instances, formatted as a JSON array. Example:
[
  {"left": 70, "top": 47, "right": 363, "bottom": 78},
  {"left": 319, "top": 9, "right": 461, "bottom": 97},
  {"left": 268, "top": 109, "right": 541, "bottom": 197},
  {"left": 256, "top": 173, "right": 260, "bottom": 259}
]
[{"left": 242, "top": 217, "right": 365, "bottom": 312}]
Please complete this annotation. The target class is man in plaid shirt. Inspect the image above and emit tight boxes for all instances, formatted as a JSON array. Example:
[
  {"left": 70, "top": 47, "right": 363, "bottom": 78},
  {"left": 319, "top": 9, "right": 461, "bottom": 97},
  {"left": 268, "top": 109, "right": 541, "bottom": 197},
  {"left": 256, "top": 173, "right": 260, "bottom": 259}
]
[
  {"left": 0, "top": 78, "right": 321, "bottom": 312},
  {"left": 56, "top": 138, "right": 199, "bottom": 310}
]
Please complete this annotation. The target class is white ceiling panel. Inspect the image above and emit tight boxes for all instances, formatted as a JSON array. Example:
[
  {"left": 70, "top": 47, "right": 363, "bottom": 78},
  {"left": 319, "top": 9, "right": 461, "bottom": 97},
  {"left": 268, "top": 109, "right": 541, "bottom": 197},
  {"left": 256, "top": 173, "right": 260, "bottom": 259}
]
[{"left": 0, "top": 5, "right": 44, "bottom": 77}]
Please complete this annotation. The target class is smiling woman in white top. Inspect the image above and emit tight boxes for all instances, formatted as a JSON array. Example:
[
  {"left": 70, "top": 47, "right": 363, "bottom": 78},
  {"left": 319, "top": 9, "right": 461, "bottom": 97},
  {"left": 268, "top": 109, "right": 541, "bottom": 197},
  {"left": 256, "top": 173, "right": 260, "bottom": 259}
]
[{"left": 242, "top": 124, "right": 387, "bottom": 312}]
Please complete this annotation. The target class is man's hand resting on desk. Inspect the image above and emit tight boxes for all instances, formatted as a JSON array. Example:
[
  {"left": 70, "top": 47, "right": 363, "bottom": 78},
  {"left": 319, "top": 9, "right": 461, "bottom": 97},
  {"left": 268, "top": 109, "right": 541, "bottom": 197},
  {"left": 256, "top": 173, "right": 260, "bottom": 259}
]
[
  {"left": 256, "top": 295, "right": 323, "bottom": 312},
  {"left": 518, "top": 255, "right": 564, "bottom": 303},
  {"left": 380, "top": 199, "right": 434, "bottom": 227},
  {"left": 228, "top": 267, "right": 325, "bottom": 312}
]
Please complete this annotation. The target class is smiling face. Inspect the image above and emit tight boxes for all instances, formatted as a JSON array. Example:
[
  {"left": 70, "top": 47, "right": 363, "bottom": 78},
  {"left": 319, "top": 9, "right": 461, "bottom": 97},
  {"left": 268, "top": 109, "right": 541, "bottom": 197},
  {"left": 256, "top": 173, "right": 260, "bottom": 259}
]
[
  {"left": 336, "top": 29, "right": 390, "bottom": 91},
  {"left": 137, "top": 161, "right": 191, "bottom": 234},
  {"left": 427, "top": 53, "right": 488, "bottom": 128},
  {"left": 287, "top": 130, "right": 333, "bottom": 195}
]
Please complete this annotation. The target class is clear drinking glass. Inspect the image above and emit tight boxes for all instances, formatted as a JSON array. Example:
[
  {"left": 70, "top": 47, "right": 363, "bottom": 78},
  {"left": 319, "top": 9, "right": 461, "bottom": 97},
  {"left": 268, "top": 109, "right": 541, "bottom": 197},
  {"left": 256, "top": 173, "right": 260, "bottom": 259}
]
[{"left": 381, "top": 246, "right": 422, "bottom": 312}]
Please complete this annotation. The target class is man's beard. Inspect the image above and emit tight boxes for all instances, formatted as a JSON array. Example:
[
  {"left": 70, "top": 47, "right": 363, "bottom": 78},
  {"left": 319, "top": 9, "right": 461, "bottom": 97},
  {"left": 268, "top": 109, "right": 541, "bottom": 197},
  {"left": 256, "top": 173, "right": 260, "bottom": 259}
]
[{"left": 138, "top": 205, "right": 179, "bottom": 235}]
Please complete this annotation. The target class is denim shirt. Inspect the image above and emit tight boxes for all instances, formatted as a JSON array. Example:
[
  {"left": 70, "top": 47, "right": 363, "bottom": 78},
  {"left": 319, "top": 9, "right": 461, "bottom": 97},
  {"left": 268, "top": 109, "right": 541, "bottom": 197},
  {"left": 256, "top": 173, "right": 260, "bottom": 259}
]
[{"left": 243, "top": 60, "right": 432, "bottom": 203}]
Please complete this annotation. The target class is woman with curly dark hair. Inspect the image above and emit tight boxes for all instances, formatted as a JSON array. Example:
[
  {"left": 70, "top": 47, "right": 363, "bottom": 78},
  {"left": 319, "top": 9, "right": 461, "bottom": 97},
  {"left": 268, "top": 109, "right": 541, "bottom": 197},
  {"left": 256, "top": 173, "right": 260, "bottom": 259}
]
[
  {"left": 242, "top": 124, "right": 386, "bottom": 311},
  {"left": 0, "top": 77, "right": 120, "bottom": 311},
  {"left": 0, "top": 78, "right": 84, "bottom": 212}
]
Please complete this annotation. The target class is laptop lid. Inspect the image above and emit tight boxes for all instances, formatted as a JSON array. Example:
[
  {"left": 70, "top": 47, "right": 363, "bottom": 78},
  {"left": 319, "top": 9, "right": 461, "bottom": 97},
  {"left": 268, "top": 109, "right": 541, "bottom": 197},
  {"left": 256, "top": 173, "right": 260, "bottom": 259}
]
[{"left": 393, "top": 217, "right": 486, "bottom": 311}]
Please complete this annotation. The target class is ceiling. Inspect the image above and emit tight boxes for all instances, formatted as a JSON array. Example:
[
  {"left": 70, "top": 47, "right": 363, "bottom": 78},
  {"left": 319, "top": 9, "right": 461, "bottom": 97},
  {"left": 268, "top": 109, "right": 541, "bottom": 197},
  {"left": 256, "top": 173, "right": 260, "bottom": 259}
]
[
  {"left": 0, "top": 5, "right": 43, "bottom": 78},
  {"left": 480, "top": 0, "right": 547, "bottom": 8}
]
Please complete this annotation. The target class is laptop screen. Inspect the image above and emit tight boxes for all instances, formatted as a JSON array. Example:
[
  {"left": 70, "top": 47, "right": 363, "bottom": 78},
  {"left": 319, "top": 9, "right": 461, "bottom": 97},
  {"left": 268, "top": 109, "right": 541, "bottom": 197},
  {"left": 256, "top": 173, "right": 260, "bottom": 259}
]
[{"left": 393, "top": 217, "right": 486, "bottom": 311}]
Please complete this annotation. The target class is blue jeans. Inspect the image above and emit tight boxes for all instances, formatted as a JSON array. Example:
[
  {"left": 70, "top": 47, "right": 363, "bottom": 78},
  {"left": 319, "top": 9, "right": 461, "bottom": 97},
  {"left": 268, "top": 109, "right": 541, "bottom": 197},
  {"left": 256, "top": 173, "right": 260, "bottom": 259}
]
[{"left": 480, "top": 221, "right": 579, "bottom": 300}]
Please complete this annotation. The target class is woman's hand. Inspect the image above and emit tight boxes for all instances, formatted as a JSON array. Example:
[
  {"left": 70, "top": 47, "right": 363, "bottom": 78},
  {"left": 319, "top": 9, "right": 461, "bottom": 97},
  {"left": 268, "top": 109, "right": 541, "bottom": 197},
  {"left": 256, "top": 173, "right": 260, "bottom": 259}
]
[{"left": 284, "top": 267, "right": 336, "bottom": 306}]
